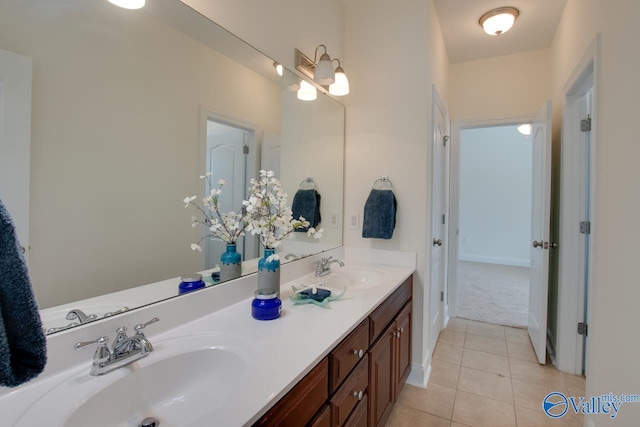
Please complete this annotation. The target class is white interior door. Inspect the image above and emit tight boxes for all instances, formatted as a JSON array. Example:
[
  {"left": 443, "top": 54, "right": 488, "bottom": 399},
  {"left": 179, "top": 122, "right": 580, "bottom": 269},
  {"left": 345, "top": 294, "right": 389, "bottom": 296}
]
[
  {"left": 0, "top": 48, "right": 32, "bottom": 262},
  {"left": 430, "top": 90, "right": 448, "bottom": 352},
  {"left": 529, "top": 100, "right": 552, "bottom": 364}
]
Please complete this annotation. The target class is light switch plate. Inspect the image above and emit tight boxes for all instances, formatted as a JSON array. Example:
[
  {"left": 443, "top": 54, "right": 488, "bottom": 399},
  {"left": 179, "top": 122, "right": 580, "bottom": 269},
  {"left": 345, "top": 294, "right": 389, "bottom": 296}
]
[
  {"left": 330, "top": 211, "right": 339, "bottom": 228},
  {"left": 349, "top": 212, "right": 359, "bottom": 230}
]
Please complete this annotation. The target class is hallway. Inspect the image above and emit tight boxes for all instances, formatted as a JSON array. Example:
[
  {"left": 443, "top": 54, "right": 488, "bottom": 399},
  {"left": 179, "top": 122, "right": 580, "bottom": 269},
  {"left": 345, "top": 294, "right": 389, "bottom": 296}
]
[{"left": 387, "top": 319, "right": 585, "bottom": 426}]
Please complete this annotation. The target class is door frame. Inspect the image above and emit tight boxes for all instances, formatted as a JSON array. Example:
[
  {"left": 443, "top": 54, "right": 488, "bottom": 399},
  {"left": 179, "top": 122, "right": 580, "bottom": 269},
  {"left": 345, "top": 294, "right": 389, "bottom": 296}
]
[
  {"left": 556, "top": 35, "right": 599, "bottom": 375},
  {"left": 447, "top": 115, "right": 535, "bottom": 320}
]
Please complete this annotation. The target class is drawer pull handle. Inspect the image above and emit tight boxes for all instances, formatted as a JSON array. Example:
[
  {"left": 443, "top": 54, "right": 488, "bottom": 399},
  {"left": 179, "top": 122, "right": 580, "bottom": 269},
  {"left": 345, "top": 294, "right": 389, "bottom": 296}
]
[
  {"left": 353, "top": 349, "right": 364, "bottom": 358},
  {"left": 353, "top": 390, "right": 364, "bottom": 401}
]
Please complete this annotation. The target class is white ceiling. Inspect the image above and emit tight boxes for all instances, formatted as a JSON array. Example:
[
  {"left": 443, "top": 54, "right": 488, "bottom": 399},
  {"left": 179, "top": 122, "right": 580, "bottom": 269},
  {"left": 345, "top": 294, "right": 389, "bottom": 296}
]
[{"left": 433, "top": 0, "right": 567, "bottom": 64}]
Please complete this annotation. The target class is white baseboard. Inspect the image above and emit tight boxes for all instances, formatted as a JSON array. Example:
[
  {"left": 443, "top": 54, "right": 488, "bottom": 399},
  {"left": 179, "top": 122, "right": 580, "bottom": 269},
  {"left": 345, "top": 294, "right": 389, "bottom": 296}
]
[
  {"left": 406, "top": 351, "right": 431, "bottom": 389},
  {"left": 458, "top": 254, "right": 530, "bottom": 267}
]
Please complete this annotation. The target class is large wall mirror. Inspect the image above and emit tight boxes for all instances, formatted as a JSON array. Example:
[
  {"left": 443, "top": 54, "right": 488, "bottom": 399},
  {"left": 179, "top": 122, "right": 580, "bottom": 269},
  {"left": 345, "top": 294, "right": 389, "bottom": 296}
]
[{"left": 0, "top": 0, "right": 344, "bottom": 334}]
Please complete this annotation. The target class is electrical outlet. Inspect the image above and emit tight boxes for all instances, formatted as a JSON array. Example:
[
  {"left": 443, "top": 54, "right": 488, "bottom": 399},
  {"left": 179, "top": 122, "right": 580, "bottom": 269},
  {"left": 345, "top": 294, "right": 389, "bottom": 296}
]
[
  {"left": 350, "top": 212, "right": 360, "bottom": 230},
  {"left": 330, "top": 211, "right": 339, "bottom": 228}
]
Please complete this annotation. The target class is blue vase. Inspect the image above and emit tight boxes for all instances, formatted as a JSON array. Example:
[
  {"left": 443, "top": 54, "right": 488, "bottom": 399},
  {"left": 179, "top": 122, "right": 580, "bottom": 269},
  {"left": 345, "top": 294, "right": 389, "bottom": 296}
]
[
  {"left": 258, "top": 248, "right": 280, "bottom": 297},
  {"left": 220, "top": 244, "right": 242, "bottom": 282}
]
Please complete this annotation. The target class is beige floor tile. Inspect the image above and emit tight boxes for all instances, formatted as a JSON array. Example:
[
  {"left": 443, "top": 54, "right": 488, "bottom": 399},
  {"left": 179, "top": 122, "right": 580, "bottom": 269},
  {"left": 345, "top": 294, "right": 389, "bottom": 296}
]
[
  {"left": 504, "top": 327, "right": 530, "bottom": 343},
  {"left": 467, "top": 321, "right": 506, "bottom": 340},
  {"left": 461, "top": 348, "right": 510, "bottom": 377},
  {"left": 439, "top": 329, "right": 466, "bottom": 347},
  {"left": 464, "top": 333, "right": 508, "bottom": 356},
  {"left": 506, "top": 340, "right": 538, "bottom": 363},
  {"left": 430, "top": 358, "right": 461, "bottom": 389},
  {"left": 512, "top": 378, "right": 568, "bottom": 413},
  {"left": 509, "top": 358, "right": 566, "bottom": 389},
  {"left": 434, "top": 342, "right": 464, "bottom": 365},
  {"left": 446, "top": 317, "right": 469, "bottom": 333},
  {"left": 387, "top": 404, "right": 450, "bottom": 427},
  {"left": 396, "top": 383, "right": 456, "bottom": 420},
  {"left": 457, "top": 367, "right": 513, "bottom": 403},
  {"left": 561, "top": 373, "right": 586, "bottom": 396},
  {"left": 515, "top": 405, "right": 578, "bottom": 427},
  {"left": 452, "top": 391, "right": 516, "bottom": 427}
]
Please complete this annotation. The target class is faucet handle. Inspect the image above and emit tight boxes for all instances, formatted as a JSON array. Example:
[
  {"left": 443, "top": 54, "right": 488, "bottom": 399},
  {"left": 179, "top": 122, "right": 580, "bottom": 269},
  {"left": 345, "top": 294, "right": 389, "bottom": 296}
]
[
  {"left": 134, "top": 317, "right": 160, "bottom": 335},
  {"left": 75, "top": 336, "right": 111, "bottom": 364},
  {"left": 114, "top": 326, "right": 128, "bottom": 346}
]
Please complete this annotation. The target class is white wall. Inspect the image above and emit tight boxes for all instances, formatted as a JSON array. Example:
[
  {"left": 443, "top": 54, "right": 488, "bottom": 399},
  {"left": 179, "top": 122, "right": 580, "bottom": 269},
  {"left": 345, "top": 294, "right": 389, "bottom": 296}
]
[
  {"left": 459, "top": 126, "right": 531, "bottom": 266},
  {"left": 182, "top": 0, "right": 345, "bottom": 73},
  {"left": 0, "top": 2, "right": 281, "bottom": 308},
  {"left": 450, "top": 49, "right": 552, "bottom": 121},
  {"left": 343, "top": 0, "right": 449, "bottom": 383},
  {"left": 550, "top": 1, "right": 640, "bottom": 425}
]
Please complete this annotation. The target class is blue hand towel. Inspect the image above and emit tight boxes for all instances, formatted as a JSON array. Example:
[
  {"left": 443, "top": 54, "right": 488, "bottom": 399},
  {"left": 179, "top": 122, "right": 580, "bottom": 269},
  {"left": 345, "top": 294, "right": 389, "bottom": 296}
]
[
  {"left": 292, "top": 189, "right": 321, "bottom": 232},
  {"left": 0, "top": 199, "right": 46, "bottom": 387},
  {"left": 362, "top": 189, "right": 397, "bottom": 239}
]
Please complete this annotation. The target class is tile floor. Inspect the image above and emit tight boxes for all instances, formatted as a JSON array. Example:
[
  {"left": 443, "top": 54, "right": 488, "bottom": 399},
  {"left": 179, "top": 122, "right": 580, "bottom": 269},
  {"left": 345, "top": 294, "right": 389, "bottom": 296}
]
[{"left": 387, "top": 318, "right": 586, "bottom": 427}]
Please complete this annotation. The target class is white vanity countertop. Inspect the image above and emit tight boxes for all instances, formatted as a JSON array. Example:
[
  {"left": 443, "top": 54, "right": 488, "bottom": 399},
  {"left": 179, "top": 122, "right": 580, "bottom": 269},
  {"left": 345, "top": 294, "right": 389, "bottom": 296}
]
[{"left": 0, "top": 247, "right": 415, "bottom": 427}]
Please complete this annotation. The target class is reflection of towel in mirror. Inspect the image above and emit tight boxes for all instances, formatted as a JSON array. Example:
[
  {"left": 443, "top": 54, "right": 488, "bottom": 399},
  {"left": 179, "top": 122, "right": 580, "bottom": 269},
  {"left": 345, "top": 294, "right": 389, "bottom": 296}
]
[
  {"left": 0, "top": 199, "right": 47, "bottom": 387},
  {"left": 292, "top": 189, "right": 321, "bottom": 232},
  {"left": 362, "top": 189, "right": 397, "bottom": 239}
]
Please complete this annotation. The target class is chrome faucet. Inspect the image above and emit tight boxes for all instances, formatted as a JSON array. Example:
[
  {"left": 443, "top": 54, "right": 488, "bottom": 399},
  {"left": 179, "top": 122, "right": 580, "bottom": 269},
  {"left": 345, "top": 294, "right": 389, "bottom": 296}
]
[
  {"left": 75, "top": 317, "right": 159, "bottom": 376},
  {"left": 315, "top": 256, "right": 345, "bottom": 277},
  {"left": 66, "top": 309, "right": 98, "bottom": 324}
]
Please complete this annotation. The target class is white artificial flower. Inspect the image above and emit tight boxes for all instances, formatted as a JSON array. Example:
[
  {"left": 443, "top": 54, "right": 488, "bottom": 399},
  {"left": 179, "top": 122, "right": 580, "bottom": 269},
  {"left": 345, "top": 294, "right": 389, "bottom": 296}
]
[
  {"left": 218, "top": 178, "right": 226, "bottom": 186},
  {"left": 190, "top": 243, "right": 202, "bottom": 252},
  {"left": 183, "top": 195, "right": 197, "bottom": 207}
]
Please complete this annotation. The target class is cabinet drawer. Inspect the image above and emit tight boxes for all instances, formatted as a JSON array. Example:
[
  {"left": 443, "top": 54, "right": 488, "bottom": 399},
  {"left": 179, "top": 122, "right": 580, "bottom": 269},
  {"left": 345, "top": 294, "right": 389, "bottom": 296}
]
[
  {"left": 330, "top": 320, "right": 369, "bottom": 393},
  {"left": 254, "top": 358, "right": 329, "bottom": 427},
  {"left": 369, "top": 276, "right": 412, "bottom": 343},
  {"left": 330, "top": 354, "right": 369, "bottom": 426},
  {"left": 344, "top": 394, "right": 368, "bottom": 427}
]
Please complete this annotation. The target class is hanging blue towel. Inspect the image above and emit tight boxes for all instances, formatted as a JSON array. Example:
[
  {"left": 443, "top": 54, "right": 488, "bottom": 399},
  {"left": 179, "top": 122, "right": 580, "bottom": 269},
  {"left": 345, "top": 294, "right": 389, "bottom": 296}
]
[
  {"left": 292, "top": 189, "right": 321, "bottom": 232},
  {"left": 362, "top": 189, "right": 397, "bottom": 239},
  {"left": 0, "top": 199, "right": 46, "bottom": 387}
]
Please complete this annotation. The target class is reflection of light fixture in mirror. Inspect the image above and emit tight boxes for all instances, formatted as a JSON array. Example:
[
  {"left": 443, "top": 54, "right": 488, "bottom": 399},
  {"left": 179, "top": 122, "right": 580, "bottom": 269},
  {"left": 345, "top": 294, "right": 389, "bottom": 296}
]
[
  {"left": 517, "top": 123, "right": 532, "bottom": 135},
  {"left": 281, "top": 72, "right": 300, "bottom": 92},
  {"left": 479, "top": 7, "right": 519, "bottom": 36},
  {"left": 297, "top": 80, "right": 317, "bottom": 101},
  {"left": 107, "top": 0, "right": 145, "bottom": 9},
  {"left": 312, "top": 45, "right": 335, "bottom": 85},
  {"left": 274, "top": 62, "right": 283, "bottom": 76},
  {"left": 329, "top": 59, "right": 350, "bottom": 96}
]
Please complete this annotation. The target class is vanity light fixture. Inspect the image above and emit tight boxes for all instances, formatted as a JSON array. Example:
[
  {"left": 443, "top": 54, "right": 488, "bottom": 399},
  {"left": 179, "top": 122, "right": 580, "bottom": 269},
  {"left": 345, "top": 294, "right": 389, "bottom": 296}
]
[
  {"left": 295, "top": 47, "right": 350, "bottom": 96},
  {"left": 329, "top": 59, "right": 350, "bottom": 96},
  {"left": 107, "top": 0, "right": 145, "bottom": 9},
  {"left": 297, "top": 80, "right": 317, "bottom": 101},
  {"left": 273, "top": 62, "right": 283, "bottom": 77},
  {"left": 479, "top": 7, "right": 519, "bottom": 36}
]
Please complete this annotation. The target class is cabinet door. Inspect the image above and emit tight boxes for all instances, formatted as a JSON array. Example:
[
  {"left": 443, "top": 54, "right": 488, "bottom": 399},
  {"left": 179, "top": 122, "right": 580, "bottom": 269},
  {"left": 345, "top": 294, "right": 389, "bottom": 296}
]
[
  {"left": 394, "top": 303, "right": 412, "bottom": 402},
  {"left": 344, "top": 394, "right": 368, "bottom": 427},
  {"left": 368, "top": 322, "right": 396, "bottom": 427}
]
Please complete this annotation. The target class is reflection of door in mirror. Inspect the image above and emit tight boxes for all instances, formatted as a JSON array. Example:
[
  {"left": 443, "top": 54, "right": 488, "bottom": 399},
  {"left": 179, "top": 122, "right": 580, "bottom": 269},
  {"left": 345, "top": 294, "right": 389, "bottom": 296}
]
[
  {"left": 0, "top": 48, "right": 32, "bottom": 263},
  {"left": 204, "top": 117, "right": 258, "bottom": 266}
]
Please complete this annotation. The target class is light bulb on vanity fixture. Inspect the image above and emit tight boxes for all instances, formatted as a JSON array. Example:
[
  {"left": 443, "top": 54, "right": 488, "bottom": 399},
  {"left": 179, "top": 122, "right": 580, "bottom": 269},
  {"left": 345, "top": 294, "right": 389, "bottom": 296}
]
[
  {"left": 107, "top": 0, "right": 145, "bottom": 9},
  {"left": 273, "top": 62, "right": 284, "bottom": 77},
  {"left": 479, "top": 7, "right": 519, "bottom": 36},
  {"left": 329, "top": 59, "right": 350, "bottom": 96},
  {"left": 297, "top": 80, "right": 317, "bottom": 101}
]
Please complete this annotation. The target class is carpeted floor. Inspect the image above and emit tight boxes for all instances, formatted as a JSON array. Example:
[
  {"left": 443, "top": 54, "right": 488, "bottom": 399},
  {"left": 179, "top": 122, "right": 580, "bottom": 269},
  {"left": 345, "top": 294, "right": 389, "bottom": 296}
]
[{"left": 456, "top": 260, "right": 529, "bottom": 328}]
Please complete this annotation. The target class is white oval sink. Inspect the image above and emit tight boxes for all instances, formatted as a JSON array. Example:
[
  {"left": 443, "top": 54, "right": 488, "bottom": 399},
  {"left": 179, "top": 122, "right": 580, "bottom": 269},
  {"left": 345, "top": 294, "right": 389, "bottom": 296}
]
[
  {"left": 311, "top": 266, "right": 389, "bottom": 290},
  {"left": 15, "top": 333, "right": 257, "bottom": 427}
]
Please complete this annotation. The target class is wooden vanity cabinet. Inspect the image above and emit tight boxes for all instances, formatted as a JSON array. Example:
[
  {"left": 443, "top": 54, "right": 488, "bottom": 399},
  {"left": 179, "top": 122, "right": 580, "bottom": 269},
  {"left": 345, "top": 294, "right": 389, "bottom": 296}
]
[{"left": 254, "top": 275, "right": 413, "bottom": 427}]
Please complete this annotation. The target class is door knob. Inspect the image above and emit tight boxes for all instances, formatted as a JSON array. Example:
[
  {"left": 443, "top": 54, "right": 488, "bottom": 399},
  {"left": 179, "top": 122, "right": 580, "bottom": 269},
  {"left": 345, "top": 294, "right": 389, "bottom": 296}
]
[
  {"left": 549, "top": 242, "right": 559, "bottom": 249},
  {"left": 433, "top": 239, "right": 442, "bottom": 247},
  {"left": 532, "top": 240, "right": 543, "bottom": 248}
]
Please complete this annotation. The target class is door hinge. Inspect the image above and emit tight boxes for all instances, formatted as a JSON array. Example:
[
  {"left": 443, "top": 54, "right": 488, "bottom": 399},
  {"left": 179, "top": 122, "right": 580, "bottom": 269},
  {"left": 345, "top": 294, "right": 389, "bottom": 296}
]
[
  {"left": 442, "top": 214, "right": 446, "bottom": 225},
  {"left": 578, "top": 322, "right": 588, "bottom": 336},
  {"left": 243, "top": 145, "right": 249, "bottom": 154},
  {"left": 580, "top": 221, "right": 591, "bottom": 234},
  {"left": 440, "top": 291, "right": 444, "bottom": 302},
  {"left": 443, "top": 135, "right": 449, "bottom": 147},
  {"left": 581, "top": 115, "right": 592, "bottom": 132}
]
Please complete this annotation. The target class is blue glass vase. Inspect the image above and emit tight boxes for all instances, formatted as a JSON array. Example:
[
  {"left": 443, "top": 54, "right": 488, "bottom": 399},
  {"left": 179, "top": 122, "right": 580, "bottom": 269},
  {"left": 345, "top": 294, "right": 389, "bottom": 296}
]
[
  {"left": 220, "top": 244, "right": 242, "bottom": 282},
  {"left": 258, "top": 248, "right": 280, "bottom": 297}
]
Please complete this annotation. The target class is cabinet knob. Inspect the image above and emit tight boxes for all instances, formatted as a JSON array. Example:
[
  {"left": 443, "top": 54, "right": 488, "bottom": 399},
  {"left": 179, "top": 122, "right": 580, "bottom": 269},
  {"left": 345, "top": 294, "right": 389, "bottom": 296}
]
[
  {"left": 353, "top": 390, "right": 364, "bottom": 401},
  {"left": 353, "top": 349, "right": 364, "bottom": 358}
]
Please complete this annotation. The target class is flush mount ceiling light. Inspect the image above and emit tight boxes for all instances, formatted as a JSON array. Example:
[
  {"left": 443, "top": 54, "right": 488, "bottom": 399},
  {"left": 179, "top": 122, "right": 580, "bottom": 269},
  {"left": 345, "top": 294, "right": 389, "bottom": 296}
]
[
  {"left": 479, "top": 7, "right": 519, "bottom": 36},
  {"left": 107, "top": 0, "right": 145, "bottom": 9},
  {"left": 295, "top": 47, "right": 350, "bottom": 97}
]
